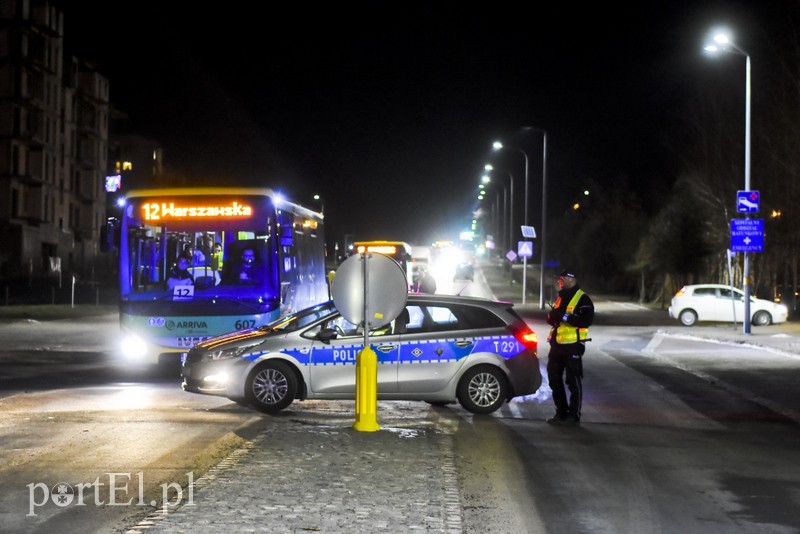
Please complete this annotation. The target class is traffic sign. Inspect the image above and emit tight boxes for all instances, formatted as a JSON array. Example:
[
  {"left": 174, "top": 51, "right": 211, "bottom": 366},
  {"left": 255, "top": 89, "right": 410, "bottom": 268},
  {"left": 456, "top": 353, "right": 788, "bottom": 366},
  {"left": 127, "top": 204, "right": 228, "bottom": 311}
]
[
  {"left": 518, "top": 241, "right": 533, "bottom": 258},
  {"left": 730, "top": 218, "right": 764, "bottom": 253},
  {"left": 331, "top": 253, "right": 408, "bottom": 329},
  {"left": 506, "top": 250, "right": 517, "bottom": 263},
  {"left": 737, "top": 190, "right": 760, "bottom": 213}
]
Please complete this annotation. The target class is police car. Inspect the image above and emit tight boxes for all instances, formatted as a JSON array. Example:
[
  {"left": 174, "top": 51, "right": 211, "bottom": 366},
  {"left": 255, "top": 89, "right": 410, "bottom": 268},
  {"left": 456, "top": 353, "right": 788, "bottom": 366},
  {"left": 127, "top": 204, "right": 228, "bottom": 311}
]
[{"left": 181, "top": 294, "right": 541, "bottom": 414}]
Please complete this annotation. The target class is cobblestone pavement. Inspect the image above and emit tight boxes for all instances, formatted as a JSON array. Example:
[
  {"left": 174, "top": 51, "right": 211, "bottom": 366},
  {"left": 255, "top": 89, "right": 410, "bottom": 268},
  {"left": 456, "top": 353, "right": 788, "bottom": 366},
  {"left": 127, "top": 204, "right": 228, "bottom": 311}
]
[{"left": 126, "top": 402, "right": 463, "bottom": 534}]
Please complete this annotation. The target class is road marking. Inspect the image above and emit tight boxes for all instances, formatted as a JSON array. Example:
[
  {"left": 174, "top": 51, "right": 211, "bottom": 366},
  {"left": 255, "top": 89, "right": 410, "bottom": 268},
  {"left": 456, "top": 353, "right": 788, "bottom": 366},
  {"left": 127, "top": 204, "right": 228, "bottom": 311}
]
[
  {"left": 645, "top": 332, "right": 800, "bottom": 425},
  {"left": 506, "top": 401, "right": 522, "bottom": 418},
  {"left": 606, "top": 301, "right": 650, "bottom": 310}
]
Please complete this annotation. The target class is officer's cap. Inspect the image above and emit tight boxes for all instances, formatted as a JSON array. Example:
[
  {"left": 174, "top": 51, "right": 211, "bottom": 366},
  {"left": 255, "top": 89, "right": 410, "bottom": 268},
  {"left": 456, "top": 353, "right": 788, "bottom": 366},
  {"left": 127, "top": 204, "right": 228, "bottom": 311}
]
[{"left": 555, "top": 268, "right": 576, "bottom": 279}]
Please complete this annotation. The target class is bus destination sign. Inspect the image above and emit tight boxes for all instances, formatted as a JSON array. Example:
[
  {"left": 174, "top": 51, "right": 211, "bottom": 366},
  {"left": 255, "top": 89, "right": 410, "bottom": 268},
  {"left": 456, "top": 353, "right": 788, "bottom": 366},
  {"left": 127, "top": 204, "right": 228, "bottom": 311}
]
[{"left": 141, "top": 201, "right": 253, "bottom": 221}]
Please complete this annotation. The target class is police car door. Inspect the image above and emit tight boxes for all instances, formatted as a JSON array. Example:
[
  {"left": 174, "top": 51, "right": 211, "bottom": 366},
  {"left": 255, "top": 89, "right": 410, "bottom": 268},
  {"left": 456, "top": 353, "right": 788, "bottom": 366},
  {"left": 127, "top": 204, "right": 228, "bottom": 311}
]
[
  {"left": 396, "top": 304, "right": 470, "bottom": 393},
  {"left": 308, "top": 314, "right": 399, "bottom": 395}
]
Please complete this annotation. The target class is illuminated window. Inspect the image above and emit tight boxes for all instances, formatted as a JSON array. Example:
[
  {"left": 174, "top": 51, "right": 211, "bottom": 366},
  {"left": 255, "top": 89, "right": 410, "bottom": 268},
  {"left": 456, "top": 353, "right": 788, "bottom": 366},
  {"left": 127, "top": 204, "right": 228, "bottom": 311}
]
[{"left": 122, "top": 161, "right": 133, "bottom": 171}]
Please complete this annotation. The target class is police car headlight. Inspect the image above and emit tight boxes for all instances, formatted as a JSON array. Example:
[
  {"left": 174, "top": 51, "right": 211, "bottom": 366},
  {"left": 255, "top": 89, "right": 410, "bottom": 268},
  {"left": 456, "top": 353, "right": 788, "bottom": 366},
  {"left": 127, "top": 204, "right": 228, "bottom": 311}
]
[
  {"left": 202, "top": 372, "right": 229, "bottom": 386},
  {"left": 121, "top": 334, "right": 148, "bottom": 360},
  {"left": 207, "top": 342, "right": 261, "bottom": 361}
]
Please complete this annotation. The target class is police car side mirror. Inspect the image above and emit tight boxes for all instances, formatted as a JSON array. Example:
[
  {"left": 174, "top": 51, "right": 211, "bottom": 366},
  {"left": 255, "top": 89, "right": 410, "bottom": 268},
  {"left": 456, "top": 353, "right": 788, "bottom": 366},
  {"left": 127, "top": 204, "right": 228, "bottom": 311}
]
[{"left": 317, "top": 328, "right": 338, "bottom": 344}]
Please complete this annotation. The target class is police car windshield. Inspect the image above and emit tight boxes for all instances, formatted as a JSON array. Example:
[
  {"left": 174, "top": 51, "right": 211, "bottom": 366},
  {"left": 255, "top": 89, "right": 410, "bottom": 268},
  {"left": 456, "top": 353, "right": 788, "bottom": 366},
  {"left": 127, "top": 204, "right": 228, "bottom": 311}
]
[{"left": 261, "top": 302, "right": 338, "bottom": 332}]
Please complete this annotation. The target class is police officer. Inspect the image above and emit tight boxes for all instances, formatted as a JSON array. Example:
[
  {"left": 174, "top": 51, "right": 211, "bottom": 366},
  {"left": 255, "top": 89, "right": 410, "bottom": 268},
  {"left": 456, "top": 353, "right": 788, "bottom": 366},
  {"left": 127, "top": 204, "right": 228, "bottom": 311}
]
[{"left": 546, "top": 268, "right": 594, "bottom": 425}]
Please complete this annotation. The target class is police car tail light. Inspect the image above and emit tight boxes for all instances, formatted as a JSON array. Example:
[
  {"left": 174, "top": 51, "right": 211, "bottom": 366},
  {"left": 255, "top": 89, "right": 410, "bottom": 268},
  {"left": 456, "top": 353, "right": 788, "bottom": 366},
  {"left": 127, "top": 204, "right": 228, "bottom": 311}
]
[{"left": 513, "top": 326, "right": 538, "bottom": 351}]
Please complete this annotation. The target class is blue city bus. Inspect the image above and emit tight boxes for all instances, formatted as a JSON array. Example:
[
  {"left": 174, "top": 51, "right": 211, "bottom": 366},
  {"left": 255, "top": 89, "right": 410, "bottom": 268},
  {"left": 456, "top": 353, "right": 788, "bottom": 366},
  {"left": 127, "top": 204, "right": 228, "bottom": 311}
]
[{"left": 117, "top": 187, "right": 328, "bottom": 365}]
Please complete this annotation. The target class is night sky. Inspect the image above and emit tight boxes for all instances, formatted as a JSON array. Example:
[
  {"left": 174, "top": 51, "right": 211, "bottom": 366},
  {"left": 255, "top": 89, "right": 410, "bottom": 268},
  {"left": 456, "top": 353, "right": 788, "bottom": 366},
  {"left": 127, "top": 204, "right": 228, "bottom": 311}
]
[{"left": 61, "top": 1, "right": 786, "bottom": 249}]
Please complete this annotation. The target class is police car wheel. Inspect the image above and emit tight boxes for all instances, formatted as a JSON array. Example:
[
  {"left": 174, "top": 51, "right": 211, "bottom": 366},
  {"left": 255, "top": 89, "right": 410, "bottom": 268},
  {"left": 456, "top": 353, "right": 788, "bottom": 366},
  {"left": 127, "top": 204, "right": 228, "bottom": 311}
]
[
  {"left": 456, "top": 365, "right": 508, "bottom": 415},
  {"left": 246, "top": 361, "right": 297, "bottom": 414}
]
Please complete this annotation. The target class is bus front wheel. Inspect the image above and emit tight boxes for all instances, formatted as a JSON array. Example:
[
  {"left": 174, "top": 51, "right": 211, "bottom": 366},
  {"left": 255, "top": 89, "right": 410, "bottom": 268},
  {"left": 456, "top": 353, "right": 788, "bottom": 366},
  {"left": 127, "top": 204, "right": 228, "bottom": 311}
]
[{"left": 246, "top": 361, "right": 297, "bottom": 414}]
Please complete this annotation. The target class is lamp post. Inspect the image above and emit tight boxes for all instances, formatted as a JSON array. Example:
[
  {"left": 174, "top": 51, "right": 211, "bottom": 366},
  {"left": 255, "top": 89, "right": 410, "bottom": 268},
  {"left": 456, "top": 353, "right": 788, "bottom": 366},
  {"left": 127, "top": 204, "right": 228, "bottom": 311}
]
[
  {"left": 492, "top": 142, "right": 529, "bottom": 227},
  {"left": 484, "top": 164, "right": 514, "bottom": 258},
  {"left": 313, "top": 194, "right": 324, "bottom": 215},
  {"left": 494, "top": 130, "right": 548, "bottom": 309},
  {"left": 705, "top": 32, "right": 752, "bottom": 334},
  {"left": 493, "top": 141, "right": 531, "bottom": 304},
  {"left": 477, "top": 176, "right": 500, "bottom": 248}
]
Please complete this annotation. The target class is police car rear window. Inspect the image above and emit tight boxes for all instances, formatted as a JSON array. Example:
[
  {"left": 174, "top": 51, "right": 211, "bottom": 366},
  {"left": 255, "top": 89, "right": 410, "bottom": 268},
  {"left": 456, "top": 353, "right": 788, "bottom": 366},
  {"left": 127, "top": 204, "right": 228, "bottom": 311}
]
[{"left": 405, "top": 304, "right": 505, "bottom": 333}]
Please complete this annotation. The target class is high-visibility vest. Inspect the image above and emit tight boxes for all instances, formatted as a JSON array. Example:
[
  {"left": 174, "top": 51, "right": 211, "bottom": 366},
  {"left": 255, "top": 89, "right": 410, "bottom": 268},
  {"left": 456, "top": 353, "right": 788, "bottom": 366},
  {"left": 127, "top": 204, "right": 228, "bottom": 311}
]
[{"left": 553, "top": 289, "right": 589, "bottom": 344}]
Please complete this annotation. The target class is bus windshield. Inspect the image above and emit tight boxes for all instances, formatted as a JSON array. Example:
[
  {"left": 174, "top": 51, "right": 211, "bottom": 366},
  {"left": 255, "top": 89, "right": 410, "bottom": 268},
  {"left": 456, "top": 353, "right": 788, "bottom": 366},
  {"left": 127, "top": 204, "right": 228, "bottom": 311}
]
[
  {"left": 121, "top": 194, "right": 276, "bottom": 299},
  {"left": 116, "top": 188, "right": 329, "bottom": 365}
]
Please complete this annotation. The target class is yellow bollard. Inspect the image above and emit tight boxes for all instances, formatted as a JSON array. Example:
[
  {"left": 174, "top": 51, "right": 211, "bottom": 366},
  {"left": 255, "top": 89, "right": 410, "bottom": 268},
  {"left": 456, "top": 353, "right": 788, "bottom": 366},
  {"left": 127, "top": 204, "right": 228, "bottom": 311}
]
[
  {"left": 327, "top": 271, "right": 336, "bottom": 298},
  {"left": 353, "top": 345, "right": 380, "bottom": 432}
]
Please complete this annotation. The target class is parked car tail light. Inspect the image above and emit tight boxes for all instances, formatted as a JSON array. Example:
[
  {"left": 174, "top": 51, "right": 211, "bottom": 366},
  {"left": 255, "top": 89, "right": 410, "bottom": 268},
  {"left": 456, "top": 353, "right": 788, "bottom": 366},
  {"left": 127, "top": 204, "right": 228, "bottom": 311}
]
[{"left": 674, "top": 287, "right": 687, "bottom": 297}]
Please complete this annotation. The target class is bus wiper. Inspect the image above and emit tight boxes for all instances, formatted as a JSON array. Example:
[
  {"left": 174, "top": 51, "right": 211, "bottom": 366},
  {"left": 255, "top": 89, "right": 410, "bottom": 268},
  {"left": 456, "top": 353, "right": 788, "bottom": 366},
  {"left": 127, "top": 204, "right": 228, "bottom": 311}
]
[{"left": 158, "top": 293, "right": 266, "bottom": 313}]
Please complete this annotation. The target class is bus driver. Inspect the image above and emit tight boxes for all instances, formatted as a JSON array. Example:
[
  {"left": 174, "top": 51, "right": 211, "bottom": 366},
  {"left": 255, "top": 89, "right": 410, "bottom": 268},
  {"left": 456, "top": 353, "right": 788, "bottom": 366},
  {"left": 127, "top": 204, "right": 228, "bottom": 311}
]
[
  {"left": 238, "top": 248, "right": 261, "bottom": 285},
  {"left": 166, "top": 255, "right": 194, "bottom": 289}
]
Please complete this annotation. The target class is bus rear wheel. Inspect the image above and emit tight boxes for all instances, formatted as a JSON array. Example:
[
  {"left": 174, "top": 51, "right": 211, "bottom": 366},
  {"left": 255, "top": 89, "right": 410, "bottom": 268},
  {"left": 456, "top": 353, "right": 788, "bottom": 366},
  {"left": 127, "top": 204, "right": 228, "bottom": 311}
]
[{"left": 246, "top": 361, "right": 297, "bottom": 414}]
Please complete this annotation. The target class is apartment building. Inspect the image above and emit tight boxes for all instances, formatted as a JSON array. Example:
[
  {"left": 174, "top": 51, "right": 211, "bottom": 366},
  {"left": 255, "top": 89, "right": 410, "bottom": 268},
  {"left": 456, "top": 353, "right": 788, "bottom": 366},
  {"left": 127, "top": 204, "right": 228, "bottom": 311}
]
[{"left": 0, "top": 0, "right": 109, "bottom": 280}]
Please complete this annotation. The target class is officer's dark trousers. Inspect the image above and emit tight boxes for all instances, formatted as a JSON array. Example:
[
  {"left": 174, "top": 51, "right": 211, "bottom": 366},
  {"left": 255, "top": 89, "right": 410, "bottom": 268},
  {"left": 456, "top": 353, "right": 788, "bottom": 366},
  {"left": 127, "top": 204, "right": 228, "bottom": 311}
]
[{"left": 547, "top": 352, "right": 583, "bottom": 419}]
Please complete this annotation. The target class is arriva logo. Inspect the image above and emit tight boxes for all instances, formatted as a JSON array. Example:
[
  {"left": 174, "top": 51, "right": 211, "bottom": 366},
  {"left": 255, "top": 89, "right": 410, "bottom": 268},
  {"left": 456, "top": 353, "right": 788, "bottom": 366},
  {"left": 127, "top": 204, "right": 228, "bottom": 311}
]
[{"left": 165, "top": 320, "right": 209, "bottom": 331}]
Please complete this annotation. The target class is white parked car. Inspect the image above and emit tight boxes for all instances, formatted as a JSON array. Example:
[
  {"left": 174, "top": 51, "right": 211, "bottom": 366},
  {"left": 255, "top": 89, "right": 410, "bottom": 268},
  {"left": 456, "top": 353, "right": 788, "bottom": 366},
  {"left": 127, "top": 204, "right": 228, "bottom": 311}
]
[{"left": 669, "top": 284, "right": 789, "bottom": 326}]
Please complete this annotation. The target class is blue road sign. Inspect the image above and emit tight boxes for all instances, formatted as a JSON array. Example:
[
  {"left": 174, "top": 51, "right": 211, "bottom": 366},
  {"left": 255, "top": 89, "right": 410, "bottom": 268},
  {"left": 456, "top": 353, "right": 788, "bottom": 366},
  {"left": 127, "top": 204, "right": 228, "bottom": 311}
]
[
  {"left": 737, "top": 190, "right": 760, "bottom": 213},
  {"left": 517, "top": 241, "right": 533, "bottom": 258},
  {"left": 730, "top": 218, "right": 764, "bottom": 252}
]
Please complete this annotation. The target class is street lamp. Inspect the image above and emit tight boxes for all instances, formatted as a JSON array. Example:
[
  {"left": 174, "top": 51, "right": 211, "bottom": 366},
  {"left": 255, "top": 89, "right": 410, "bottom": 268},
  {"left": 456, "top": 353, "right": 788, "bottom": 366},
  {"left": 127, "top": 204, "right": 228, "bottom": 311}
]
[
  {"left": 494, "top": 129, "right": 548, "bottom": 309},
  {"left": 493, "top": 141, "right": 532, "bottom": 304},
  {"left": 492, "top": 142, "right": 529, "bottom": 227},
  {"left": 484, "top": 164, "right": 514, "bottom": 257},
  {"left": 477, "top": 177, "right": 501, "bottom": 250},
  {"left": 705, "top": 31, "right": 752, "bottom": 334}
]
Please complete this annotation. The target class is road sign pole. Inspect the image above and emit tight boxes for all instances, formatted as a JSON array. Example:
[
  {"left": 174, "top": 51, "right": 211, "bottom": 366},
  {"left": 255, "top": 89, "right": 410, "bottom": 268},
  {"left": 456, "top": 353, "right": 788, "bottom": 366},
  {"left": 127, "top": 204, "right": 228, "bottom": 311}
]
[
  {"left": 744, "top": 252, "right": 750, "bottom": 335},
  {"left": 522, "top": 256, "right": 527, "bottom": 305},
  {"left": 354, "top": 253, "right": 379, "bottom": 432}
]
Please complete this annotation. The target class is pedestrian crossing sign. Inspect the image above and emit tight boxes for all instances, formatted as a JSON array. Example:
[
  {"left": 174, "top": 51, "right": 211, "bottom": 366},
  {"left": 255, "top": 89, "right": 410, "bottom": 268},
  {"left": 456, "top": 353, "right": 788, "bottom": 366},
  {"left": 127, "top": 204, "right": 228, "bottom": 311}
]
[{"left": 518, "top": 241, "right": 533, "bottom": 258}]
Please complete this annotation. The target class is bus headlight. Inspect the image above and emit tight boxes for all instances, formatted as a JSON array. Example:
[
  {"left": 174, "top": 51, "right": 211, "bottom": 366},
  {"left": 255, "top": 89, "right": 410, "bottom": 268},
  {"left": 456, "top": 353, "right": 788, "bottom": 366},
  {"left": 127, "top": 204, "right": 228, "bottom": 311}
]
[{"left": 121, "top": 334, "right": 148, "bottom": 360}]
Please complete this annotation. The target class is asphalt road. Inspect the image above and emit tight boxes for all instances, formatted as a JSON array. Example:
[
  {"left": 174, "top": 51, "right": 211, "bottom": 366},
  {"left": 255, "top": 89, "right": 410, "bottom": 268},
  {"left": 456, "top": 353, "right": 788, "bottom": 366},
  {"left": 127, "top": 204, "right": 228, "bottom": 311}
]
[{"left": 2, "top": 268, "right": 800, "bottom": 533}]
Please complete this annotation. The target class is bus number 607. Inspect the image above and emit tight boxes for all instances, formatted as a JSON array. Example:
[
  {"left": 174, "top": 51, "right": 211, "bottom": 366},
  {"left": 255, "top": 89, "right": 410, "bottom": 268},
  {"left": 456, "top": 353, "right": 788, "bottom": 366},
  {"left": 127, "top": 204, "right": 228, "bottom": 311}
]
[{"left": 235, "top": 320, "right": 256, "bottom": 330}]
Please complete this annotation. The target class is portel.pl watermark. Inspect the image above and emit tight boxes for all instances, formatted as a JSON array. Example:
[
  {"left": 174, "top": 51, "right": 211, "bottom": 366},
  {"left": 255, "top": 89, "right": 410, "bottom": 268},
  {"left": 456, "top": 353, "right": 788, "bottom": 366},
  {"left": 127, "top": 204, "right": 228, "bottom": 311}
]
[{"left": 27, "top": 472, "right": 194, "bottom": 517}]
